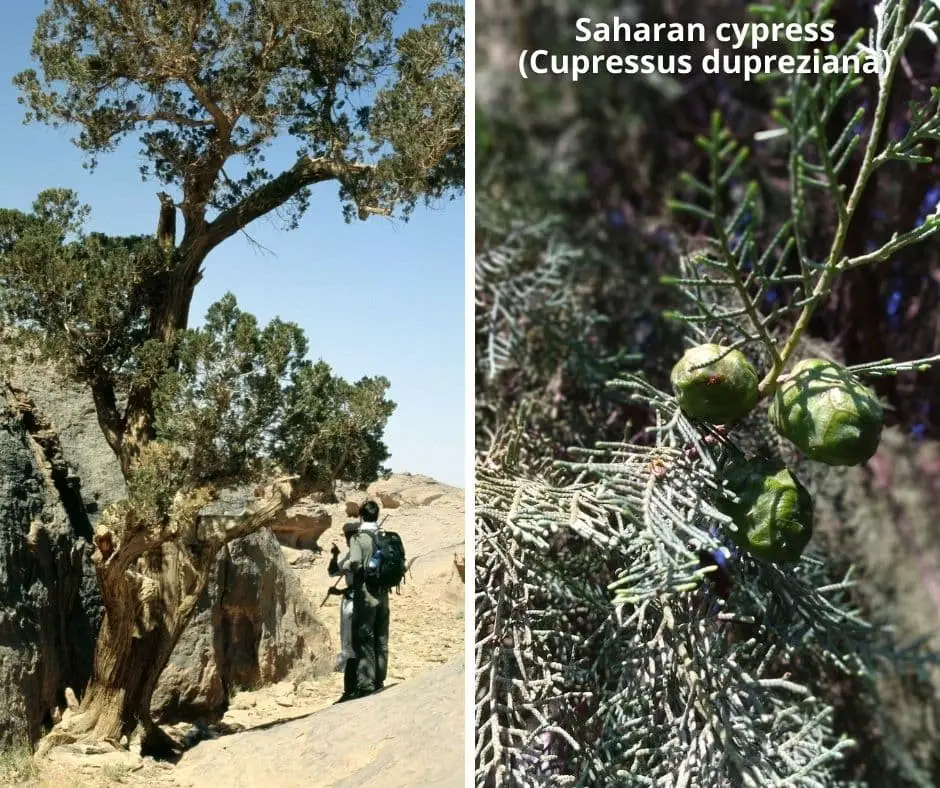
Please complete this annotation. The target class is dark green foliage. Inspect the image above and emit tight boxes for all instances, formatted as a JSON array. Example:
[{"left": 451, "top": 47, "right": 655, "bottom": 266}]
[
  {"left": 154, "top": 294, "right": 395, "bottom": 488},
  {"left": 0, "top": 190, "right": 171, "bottom": 386},
  {"left": 14, "top": 0, "right": 464, "bottom": 223},
  {"left": 272, "top": 358, "right": 395, "bottom": 485},
  {"left": 0, "top": 196, "right": 395, "bottom": 505}
]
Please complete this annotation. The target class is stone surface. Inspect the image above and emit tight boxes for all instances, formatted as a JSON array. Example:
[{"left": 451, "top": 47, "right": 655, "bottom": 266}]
[
  {"left": 0, "top": 389, "right": 100, "bottom": 750},
  {"left": 269, "top": 502, "right": 332, "bottom": 550},
  {"left": 153, "top": 528, "right": 332, "bottom": 721},
  {"left": 366, "top": 473, "right": 461, "bottom": 508},
  {"left": 375, "top": 491, "right": 401, "bottom": 509},
  {"left": 9, "top": 362, "right": 126, "bottom": 524},
  {"left": 46, "top": 742, "right": 142, "bottom": 771},
  {"left": 172, "top": 657, "right": 465, "bottom": 788},
  {"left": 280, "top": 546, "right": 317, "bottom": 567}
]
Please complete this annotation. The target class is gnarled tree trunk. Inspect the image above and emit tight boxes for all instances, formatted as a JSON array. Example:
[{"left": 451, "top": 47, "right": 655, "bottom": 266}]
[
  {"left": 38, "top": 540, "right": 210, "bottom": 754},
  {"left": 38, "top": 476, "right": 313, "bottom": 756},
  {"left": 37, "top": 155, "right": 355, "bottom": 757}
]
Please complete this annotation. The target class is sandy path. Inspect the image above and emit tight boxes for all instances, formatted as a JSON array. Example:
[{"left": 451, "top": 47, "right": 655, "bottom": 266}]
[
  {"left": 172, "top": 657, "right": 464, "bottom": 788},
  {"left": 25, "top": 480, "right": 466, "bottom": 788}
]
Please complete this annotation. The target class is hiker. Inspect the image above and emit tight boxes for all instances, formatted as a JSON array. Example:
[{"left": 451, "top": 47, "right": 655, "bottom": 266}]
[
  {"left": 326, "top": 502, "right": 386, "bottom": 703},
  {"left": 327, "top": 499, "right": 406, "bottom": 702},
  {"left": 327, "top": 521, "right": 359, "bottom": 684},
  {"left": 348, "top": 500, "right": 390, "bottom": 697}
]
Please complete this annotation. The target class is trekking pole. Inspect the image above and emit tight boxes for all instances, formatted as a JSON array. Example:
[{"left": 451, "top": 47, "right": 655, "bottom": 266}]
[{"left": 319, "top": 576, "right": 343, "bottom": 608}]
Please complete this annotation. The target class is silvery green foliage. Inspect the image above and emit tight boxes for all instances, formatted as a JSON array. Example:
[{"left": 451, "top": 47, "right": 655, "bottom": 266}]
[
  {"left": 475, "top": 0, "right": 940, "bottom": 785},
  {"left": 476, "top": 210, "right": 583, "bottom": 381},
  {"left": 475, "top": 200, "right": 641, "bottom": 387},
  {"left": 475, "top": 196, "right": 650, "bottom": 475},
  {"left": 476, "top": 400, "right": 934, "bottom": 786}
]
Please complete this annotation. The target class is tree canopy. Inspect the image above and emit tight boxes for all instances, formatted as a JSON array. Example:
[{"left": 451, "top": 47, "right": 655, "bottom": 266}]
[
  {"left": 0, "top": 191, "right": 394, "bottom": 500},
  {"left": 15, "top": 0, "right": 464, "bottom": 228},
  {"left": 9, "top": 0, "right": 462, "bottom": 475}
]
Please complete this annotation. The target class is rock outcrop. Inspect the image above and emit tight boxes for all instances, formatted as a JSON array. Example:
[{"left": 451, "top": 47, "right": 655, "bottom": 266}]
[
  {"left": 0, "top": 388, "right": 100, "bottom": 750},
  {"left": 366, "top": 473, "right": 458, "bottom": 508},
  {"left": 269, "top": 501, "right": 332, "bottom": 550},
  {"left": 10, "top": 364, "right": 126, "bottom": 523},
  {"left": 153, "top": 528, "right": 331, "bottom": 721}
]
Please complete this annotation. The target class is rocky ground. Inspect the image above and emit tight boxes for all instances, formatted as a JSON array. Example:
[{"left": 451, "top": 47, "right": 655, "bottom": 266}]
[{"left": 6, "top": 474, "right": 466, "bottom": 788}]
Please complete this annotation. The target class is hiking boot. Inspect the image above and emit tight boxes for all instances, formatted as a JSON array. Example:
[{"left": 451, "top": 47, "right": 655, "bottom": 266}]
[{"left": 333, "top": 692, "right": 358, "bottom": 705}]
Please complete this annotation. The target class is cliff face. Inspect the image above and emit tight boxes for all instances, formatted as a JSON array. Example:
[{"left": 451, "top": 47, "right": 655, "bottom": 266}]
[{"left": 0, "top": 387, "right": 100, "bottom": 750}]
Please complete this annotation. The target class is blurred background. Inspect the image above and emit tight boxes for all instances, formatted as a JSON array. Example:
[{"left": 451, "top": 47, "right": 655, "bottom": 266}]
[{"left": 476, "top": 0, "right": 940, "bottom": 782}]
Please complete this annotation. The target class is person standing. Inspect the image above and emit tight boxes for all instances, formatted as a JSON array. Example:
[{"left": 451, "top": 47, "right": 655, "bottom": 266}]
[
  {"left": 348, "top": 500, "right": 390, "bottom": 696},
  {"left": 327, "top": 520, "right": 360, "bottom": 699},
  {"left": 328, "top": 500, "right": 390, "bottom": 700}
]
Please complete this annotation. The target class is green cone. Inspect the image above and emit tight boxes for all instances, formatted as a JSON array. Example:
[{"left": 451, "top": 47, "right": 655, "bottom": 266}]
[
  {"left": 769, "top": 359, "right": 883, "bottom": 466},
  {"left": 670, "top": 344, "right": 759, "bottom": 425},
  {"left": 718, "top": 458, "right": 814, "bottom": 563}
]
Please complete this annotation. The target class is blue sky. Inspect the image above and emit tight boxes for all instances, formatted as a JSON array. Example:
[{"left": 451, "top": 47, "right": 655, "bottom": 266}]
[{"left": 0, "top": 2, "right": 465, "bottom": 487}]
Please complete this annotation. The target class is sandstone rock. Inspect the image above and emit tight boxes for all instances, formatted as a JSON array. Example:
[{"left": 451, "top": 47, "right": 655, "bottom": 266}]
[
  {"left": 3, "top": 355, "right": 400, "bottom": 748},
  {"left": 296, "top": 681, "right": 316, "bottom": 698},
  {"left": 366, "top": 473, "right": 459, "bottom": 509},
  {"left": 153, "top": 528, "right": 332, "bottom": 722},
  {"left": 272, "top": 681, "right": 295, "bottom": 698},
  {"left": 172, "top": 657, "right": 466, "bottom": 788},
  {"left": 292, "top": 550, "right": 317, "bottom": 568},
  {"left": 408, "top": 490, "right": 445, "bottom": 506},
  {"left": 375, "top": 492, "right": 401, "bottom": 509},
  {"left": 47, "top": 741, "right": 142, "bottom": 771},
  {"left": 279, "top": 546, "right": 317, "bottom": 567},
  {"left": 269, "top": 502, "right": 332, "bottom": 550},
  {"left": 230, "top": 693, "right": 256, "bottom": 710}
]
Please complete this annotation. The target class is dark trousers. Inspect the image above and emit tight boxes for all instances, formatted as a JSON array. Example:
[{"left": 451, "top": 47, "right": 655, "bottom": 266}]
[{"left": 352, "top": 592, "right": 390, "bottom": 693}]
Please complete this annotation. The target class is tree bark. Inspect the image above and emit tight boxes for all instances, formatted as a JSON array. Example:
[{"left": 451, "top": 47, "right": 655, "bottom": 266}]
[
  {"left": 38, "top": 476, "right": 316, "bottom": 756},
  {"left": 39, "top": 540, "right": 206, "bottom": 755},
  {"left": 118, "top": 238, "right": 206, "bottom": 475}
]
